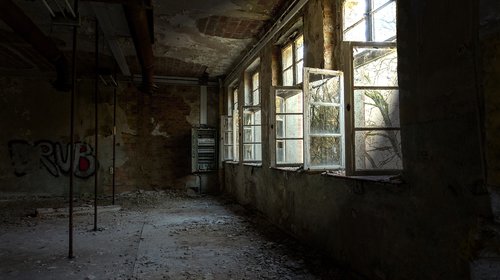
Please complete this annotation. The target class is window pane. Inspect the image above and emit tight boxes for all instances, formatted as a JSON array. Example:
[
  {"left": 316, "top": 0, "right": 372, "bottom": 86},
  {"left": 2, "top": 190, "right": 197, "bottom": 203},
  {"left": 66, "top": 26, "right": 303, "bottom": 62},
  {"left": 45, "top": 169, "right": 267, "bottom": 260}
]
[
  {"left": 373, "top": 0, "right": 392, "bottom": 10},
  {"left": 276, "top": 114, "right": 303, "bottom": 139},
  {"left": 252, "top": 89, "right": 260, "bottom": 105},
  {"left": 243, "top": 125, "right": 261, "bottom": 143},
  {"left": 295, "top": 35, "right": 304, "bottom": 61},
  {"left": 224, "top": 146, "right": 233, "bottom": 160},
  {"left": 276, "top": 89, "right": 303, "bottom": 113},
  {"left": 243, "top": 144, "right": 262, "bottom": 161},
  {"left": 243, "top": 109, "right": 261, "bottom": 126},
  {"left": 344, "top": 0, "right": 367, "bottom": 30},
  {"left": 224, "top": 132, "right": 233, "bottom": 145},
  {"left": 283, "top": 68, "right": 294, "bottom": 86},
  {"left": 282, "top": 44, "right": 293, "bottom": 69},
  {"left": 354, "top": 89, "right": 400, "bottom": 128},
  {"left": 309, "top": 136, "right": 342, "bottom": 167},
  {"left": 310, "top": 105, "right": 341, "bottom": 134},
  {"left": 233, "top": 109, "right": 239, "bottom": 161},
  {"left": 344, "top": 20, "right": 367, "bottom": 42},
  {"left": 296, "top": 60, "right": 304, "bottom": 84},
  {"left": 252, "top": 72, "right": 259, "bottom": 91},
  {"left": 353, "top": 47, "right": 398, "bottom": 87},
  {"left": 355, "top": 130, "right": 402, "bottom": 170},
  {"left": 277, "top": 140, "right": 303, "bottom": 165},
  {"left": 373, "top": 1, "right": 396, "bottom": 41},
  {"left": 308, "top": 74, "right": 341, "bottom": 104}
]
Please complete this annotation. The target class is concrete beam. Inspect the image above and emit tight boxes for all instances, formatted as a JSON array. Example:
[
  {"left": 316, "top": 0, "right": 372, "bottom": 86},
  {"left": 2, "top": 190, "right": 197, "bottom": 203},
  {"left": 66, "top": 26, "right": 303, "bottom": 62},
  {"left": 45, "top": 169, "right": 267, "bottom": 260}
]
[{"left": 90, "top": 2, "right": 131, "bottom": 76}]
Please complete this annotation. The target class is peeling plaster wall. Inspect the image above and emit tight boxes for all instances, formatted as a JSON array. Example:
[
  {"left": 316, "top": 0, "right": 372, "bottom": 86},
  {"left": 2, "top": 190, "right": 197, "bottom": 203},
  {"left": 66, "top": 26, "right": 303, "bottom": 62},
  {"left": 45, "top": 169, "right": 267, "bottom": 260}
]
[
  {"left": 224, "top": 0, "right": 492, "bottom": 279},
  {"left": 0, "top": 77, "right": 219, "bottom": 196}
]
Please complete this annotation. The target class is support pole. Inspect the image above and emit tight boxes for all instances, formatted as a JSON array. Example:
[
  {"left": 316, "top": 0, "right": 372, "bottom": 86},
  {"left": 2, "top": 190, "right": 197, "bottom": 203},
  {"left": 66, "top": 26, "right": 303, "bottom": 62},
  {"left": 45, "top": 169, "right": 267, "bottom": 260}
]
[
  {"left": 112, "top": 67, "right": 117, "bottom": 205},
  {"left": 68, "top": 0, "right": 79, "bottom": 259},
  {"left": 93, "top": 19, "right": 99, "bottom": 232}
]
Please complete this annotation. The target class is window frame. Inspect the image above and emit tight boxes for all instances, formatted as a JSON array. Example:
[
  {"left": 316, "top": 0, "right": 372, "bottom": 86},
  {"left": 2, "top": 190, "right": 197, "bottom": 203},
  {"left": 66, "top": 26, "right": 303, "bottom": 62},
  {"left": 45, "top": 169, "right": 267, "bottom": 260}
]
[
  {"left": 343, "top": 41, "right": 402, "bottom": 176},
  {"left": 342, "top": 0, "right": 396, "bottom": 43},
  {"left": 270, "top": 86, "right": 304, "bottom": 168},
  {"left": 281, "top": 33, "right": 304, "bottom": 86},
  {"left": 303, "top": 67, "right": 346, "bottom": 171},
  {"left": 242, "top": 69, "right": 262, "bottom": 164}
]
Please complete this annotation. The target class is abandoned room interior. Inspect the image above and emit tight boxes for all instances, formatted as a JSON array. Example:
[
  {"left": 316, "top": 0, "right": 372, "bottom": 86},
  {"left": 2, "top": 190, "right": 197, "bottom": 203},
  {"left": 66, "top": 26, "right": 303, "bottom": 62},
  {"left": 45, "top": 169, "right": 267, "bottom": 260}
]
[{"left": 0, "top": 0, "right": 499, "bottom": 279}]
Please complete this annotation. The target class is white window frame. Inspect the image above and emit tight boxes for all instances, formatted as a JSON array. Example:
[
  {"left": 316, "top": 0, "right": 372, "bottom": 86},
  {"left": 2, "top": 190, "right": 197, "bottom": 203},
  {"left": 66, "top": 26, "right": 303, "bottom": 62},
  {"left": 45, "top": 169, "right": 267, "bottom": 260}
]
[
  {"left": 343, "top": 41, "right": 401, "bottom": 175},
  {"left": 343, "top": 0, "right": 397, "bottom": 42},
  {"left": 242, "top": 70, "right": 262, "bottom": 164},
  {"left": 281, "top": 34, "right": 304, "bottom": 86},
  {"left": 303, "top": 68, "right": 346, "bottom": 171},
  {"left": 270, "top": 86, "right": 304, "bottom": 167}
]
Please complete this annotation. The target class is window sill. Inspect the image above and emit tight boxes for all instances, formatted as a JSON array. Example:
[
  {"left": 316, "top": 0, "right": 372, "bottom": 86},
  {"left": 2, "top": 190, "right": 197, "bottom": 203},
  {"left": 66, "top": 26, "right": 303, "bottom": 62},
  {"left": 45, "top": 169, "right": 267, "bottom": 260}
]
[
  {"left": 322, "top": 172, "right": 404, "bottom": 184},
  {"left": 224, "top": 161, "right": 240, "bottom": 165},
  {"left": 243, "top": 163, "right": 262, "bottom": 167},
  {"left": 267, "top": 166, "right": 403, "bottom": 184}
]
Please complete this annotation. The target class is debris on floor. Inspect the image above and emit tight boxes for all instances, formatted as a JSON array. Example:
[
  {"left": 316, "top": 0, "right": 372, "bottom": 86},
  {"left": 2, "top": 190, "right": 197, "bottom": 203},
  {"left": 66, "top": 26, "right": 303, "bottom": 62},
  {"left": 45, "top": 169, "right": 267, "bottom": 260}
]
[{"left": 0, "top": 190, "right": 361, "bottom": 280}]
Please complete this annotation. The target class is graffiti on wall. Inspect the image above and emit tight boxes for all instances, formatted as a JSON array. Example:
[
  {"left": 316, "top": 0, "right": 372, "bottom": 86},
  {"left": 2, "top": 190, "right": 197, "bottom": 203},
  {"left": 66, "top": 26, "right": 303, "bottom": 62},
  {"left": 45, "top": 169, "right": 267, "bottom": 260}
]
[{"left": 8, "top": 140, "right": 97, "bottom": 179}]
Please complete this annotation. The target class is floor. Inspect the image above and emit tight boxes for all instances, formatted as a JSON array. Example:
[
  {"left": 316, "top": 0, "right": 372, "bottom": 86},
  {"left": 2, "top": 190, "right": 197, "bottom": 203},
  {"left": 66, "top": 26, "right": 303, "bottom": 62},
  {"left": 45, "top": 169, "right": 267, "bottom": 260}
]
[{"left": 0, "top": 191, "right": 360, "bottom": 280}]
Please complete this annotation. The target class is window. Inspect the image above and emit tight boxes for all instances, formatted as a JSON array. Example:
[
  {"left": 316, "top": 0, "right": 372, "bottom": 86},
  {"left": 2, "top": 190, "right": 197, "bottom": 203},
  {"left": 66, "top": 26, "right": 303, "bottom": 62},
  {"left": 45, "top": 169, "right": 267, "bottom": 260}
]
[
  {"left": 344, "top": 42, "right": 401, "bottom": 173},
  {"left": 343, "top": 0, "right": 396, "bottom": 42},
  {"left": 304, "top": 68, "right": 345, "bottom": 170},
  {"left": 342, "top": 0, "right": 402, "bottom": 174},
  {"left": 232, "top": 87, "right": 240, "bottom": 162},
  {"left": 243, "top": 70, "right": 262, "bottom": 163},
  {"left": 222, "top": 86, "right": 239, "bottom": 162},
  {"left": 272, "top": 87, "right": 303, "bottom": 166},
  {"left": 282, "top": 34, "right": 304, "bottom": 86}
]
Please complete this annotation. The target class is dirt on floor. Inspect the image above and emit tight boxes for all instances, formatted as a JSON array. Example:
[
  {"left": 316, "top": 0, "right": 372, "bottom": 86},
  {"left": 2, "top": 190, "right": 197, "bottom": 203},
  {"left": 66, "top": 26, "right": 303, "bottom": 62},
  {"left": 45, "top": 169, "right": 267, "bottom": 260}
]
[{"left": 0, "top": 190, "right": 363, "bottom": 280}]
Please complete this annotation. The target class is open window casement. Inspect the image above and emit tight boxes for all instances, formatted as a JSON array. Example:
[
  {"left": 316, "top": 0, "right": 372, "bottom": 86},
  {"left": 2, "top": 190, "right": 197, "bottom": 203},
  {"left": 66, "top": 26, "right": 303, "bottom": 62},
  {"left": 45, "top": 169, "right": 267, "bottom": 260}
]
[
  {"left": 303, "top": 68, "right": 345, "bottom": 171},
  {"left": 343, "top": 41, "right": 402, "bottom": 175},
  {"left": 221, "top": 115, "right": 234, "bottom": 161},
  {"left": 270, "top": 86, "right": 304, "bottom": 167}
]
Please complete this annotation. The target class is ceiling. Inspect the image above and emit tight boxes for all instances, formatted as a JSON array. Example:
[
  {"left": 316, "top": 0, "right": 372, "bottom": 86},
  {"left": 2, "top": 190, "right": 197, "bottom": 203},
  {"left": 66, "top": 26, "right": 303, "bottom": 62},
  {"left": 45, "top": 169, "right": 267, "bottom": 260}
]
[{"left": 0, "top": 0, "right": 288, "bottom": 79}]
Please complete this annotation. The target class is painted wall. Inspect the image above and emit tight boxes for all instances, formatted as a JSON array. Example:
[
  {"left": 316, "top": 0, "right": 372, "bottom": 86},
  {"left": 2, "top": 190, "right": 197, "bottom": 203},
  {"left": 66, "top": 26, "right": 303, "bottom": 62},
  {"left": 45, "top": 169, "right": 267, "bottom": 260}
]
[
  {"left": 223, "top": 0, "right": 493, "bottom": 279},
  {"left": 0, "top": 76, "right": 219, "bottom": 196}
]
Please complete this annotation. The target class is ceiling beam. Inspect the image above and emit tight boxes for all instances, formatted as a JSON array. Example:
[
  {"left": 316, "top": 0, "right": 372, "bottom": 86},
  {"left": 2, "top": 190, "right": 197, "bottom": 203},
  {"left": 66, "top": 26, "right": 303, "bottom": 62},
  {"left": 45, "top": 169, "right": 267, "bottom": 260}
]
[{"left": 90, "top": 2, "right": 131, "bottom": 76}]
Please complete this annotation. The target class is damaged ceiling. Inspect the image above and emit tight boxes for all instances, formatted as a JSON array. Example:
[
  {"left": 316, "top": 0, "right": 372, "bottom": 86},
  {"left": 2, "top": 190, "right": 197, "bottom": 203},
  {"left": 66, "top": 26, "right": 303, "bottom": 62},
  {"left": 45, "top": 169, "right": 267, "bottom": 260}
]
[{"left": 0, "top": 0, "right": 288, "bottom": 79}]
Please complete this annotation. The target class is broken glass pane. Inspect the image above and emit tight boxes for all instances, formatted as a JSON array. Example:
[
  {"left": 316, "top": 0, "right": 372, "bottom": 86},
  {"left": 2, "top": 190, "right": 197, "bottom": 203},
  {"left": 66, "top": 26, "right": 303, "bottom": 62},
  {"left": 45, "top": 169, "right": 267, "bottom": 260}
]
[
  {"left": 354, "top": 130, "right": 402, "bottom": 170},
  {"left": 353, "top": 47, "right": 398, "bottom": 87},
  {"left": 310, "top": 105, "right": 341, "bottom": 134},
  {"left": 354, "top": 89, "right": 400, "bottom": 128},
  {"left": 309, "top": 136, "right": 342, "bottom": 167}
]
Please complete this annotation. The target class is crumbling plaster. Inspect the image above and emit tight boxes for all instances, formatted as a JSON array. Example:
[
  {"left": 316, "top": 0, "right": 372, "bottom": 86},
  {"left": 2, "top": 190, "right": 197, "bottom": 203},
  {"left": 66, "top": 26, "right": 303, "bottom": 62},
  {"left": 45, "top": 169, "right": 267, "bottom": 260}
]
[{"left": 223, "top": 0, "right": 492, "bottom": 279}]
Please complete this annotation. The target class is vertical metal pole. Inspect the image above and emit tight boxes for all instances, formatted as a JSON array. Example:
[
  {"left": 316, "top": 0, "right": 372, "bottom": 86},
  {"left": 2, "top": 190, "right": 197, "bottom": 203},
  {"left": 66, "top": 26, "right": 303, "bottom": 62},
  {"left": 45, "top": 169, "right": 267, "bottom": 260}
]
[
  {"left": 68, "top": 0, "right": 79, "bottom": 259},
  {"left": 112, "top": 69, "right": 117, "bottom": 205},
  {"left": 93, "top": 19, "right": 99, "bottom": 232}
]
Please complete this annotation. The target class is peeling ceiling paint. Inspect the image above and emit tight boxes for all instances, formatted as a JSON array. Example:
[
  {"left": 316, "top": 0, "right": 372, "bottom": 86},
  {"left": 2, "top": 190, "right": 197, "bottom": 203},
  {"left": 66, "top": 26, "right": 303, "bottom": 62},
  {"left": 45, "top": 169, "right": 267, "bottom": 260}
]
[{"left": 0, "top": 0, "right": 287, "bottom": 78}]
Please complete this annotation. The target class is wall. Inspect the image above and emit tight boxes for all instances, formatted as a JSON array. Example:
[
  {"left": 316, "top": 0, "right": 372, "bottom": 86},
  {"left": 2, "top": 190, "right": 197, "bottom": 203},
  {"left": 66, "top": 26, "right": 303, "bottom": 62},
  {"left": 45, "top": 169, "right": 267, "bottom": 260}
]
[
  {"left": 0, "top": 76, "right": 219, "bottom": 196},
  {"left": 223, "top": 0, "right": 493, "bottom": 279}
]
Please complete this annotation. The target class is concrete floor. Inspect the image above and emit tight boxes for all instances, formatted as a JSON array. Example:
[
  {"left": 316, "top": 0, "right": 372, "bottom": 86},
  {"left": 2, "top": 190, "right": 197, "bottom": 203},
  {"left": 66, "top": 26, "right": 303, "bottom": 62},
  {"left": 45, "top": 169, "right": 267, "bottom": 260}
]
[{"left": 0, "top": 191, "right": 359, "bottom": 280}]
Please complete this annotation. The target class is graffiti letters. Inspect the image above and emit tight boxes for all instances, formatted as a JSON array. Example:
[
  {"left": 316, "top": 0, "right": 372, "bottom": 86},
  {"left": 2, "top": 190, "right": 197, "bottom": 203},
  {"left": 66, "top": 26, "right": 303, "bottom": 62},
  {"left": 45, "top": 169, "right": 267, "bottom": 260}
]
[{"left": 8, "top": 140, "right": 97, "bottom": 179}]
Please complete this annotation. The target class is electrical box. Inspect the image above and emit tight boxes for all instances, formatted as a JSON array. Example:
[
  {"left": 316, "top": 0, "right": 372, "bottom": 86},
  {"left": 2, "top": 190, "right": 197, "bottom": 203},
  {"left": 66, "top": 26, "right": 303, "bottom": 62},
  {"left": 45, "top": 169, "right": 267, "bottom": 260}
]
[{"left": 191, "top": 127, "right": 217, "bottom": 173}]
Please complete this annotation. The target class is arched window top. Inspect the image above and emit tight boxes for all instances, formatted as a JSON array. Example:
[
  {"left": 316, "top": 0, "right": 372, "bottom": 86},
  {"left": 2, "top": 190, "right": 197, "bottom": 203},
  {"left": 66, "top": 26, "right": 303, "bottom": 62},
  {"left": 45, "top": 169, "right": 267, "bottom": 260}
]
[{"left": 343, "top": 0, "right": 397, "bottom": 42}]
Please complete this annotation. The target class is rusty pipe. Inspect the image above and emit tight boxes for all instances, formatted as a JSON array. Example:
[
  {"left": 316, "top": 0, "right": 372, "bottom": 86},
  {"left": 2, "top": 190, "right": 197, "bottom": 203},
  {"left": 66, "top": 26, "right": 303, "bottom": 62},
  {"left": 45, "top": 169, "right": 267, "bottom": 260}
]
[
  {"left": 0, "top": 0, "right": 71, "bottom": 91},
  {"left": 123, "top": 2, "right": 156, "bottom": 93}
]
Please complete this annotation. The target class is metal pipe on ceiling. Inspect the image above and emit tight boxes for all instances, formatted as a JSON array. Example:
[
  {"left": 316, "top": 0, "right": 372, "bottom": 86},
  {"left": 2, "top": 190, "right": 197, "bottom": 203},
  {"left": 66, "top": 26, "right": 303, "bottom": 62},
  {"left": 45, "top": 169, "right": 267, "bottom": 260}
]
[
  {"left": 123, "top": 1, "right": 156, "bottom": 93},
  {"left": 0, "top": 0, "right": 71, "bottom": 91}
]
